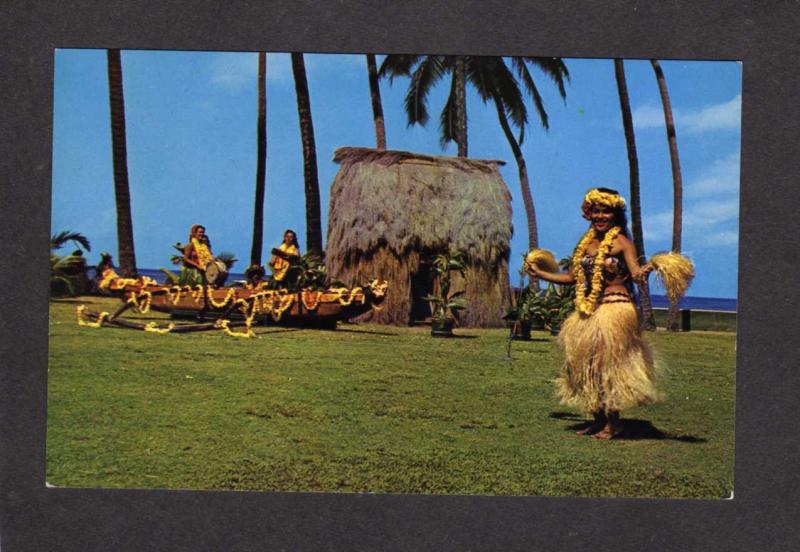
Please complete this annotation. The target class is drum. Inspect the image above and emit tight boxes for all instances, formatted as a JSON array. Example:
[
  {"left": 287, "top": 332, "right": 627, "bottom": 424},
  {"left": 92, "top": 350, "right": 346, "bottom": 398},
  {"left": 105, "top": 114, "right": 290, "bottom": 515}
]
[{"left": 204, "top": 259, "right": 229, "bottom": 286}]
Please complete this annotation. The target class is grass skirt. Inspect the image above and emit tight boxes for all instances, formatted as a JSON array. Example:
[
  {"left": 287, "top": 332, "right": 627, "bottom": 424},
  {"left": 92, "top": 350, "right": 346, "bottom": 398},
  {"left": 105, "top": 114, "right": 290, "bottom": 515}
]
[{"left": 557, "top": 302, "right": 660, "bottom": 413}]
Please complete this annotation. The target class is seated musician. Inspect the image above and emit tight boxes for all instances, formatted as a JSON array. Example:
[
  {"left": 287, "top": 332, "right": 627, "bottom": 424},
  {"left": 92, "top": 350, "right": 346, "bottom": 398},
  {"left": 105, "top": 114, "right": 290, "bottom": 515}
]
[{"left": 269, "top": 229, "right": 301, "bottom": 282}]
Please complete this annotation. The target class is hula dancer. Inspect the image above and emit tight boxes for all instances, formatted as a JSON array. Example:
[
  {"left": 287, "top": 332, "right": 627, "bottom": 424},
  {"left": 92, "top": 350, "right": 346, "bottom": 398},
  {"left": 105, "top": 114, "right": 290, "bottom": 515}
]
[{"left": 525, "top": 188, "right": 693, "bottom": 439}]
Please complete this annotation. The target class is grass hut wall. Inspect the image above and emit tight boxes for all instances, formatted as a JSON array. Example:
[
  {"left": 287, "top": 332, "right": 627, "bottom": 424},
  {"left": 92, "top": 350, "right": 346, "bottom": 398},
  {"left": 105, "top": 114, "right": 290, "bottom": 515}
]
[{"left": 326, "top": 147, "right": 513, "bottom": 328}]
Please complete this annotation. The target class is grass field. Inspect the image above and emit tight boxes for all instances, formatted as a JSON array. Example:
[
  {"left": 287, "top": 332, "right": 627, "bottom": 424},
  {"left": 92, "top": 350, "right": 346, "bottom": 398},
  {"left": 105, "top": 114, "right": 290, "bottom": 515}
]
[{"left": 47, "top": 296, "right": 736, "bottom": 499}]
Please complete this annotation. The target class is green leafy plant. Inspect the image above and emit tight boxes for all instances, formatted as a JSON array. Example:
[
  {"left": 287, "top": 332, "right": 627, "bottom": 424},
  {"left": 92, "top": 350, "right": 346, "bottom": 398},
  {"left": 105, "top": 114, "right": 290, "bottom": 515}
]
[
  {"left": 424, "top": 248, "right": 467, "bottom": 330},
  {"left": 50, "top": 231, "right": 91, "bottom": 296},
  {"left": 506, "top": 285, "right": 548, "bottom": 330},
  {"left": 541, "top": 282, "right": 576, "bottom": 333},
  {"left": 272, "top": 253, "right": 328, "bottom": 291}
]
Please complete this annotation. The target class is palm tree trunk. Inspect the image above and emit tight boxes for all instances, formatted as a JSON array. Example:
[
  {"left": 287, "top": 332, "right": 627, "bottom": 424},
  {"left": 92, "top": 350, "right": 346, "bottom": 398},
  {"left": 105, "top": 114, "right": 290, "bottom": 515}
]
[
  {"left": 492, "top": 96, "right": 538, "bottom": 250},
  {"left": 613, "top": 59, "right": 656, "bottom": 330},
  {"left": 492, "top": 96, "right": 539, "bottom": 289},
  {"left": 366, "top": 54, "right": 386, "bottom": 150},
  {"left": 651, "top": 59, "right": 684, "bottom": 331},
  {"left": 454, "top": 56, "right": 468, "bottom": 157},
  {"left": 106, "top": 49, "right": 137, "bottom": 278},
  {"left": 250, "top": 52, "right": 268, "bottom": 266},
  {"left": 291, "top": 53, "right": 323, "bottom": 257}
]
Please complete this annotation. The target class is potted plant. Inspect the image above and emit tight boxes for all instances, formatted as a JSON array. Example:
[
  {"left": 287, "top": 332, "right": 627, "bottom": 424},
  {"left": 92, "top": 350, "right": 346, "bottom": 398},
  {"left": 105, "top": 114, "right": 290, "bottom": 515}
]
[
  {"left": 424, "top": 248, "right": 467, "bottom": 337},
  {"left": 505, "top": 284, "right": 548, "bottom": 340}
]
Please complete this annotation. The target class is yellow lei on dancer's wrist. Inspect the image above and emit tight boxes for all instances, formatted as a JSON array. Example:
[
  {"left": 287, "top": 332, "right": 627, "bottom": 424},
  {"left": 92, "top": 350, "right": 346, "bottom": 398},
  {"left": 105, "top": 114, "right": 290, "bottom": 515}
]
[{"left": 571, "top": 226, "right": 621, "bottom": 316}]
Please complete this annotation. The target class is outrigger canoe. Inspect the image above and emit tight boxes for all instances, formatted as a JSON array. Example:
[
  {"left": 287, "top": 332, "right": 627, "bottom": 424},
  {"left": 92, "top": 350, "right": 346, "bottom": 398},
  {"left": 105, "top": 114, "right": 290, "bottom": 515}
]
[{"left": 76, "top": 269, "right": 388, "bottom": 337}]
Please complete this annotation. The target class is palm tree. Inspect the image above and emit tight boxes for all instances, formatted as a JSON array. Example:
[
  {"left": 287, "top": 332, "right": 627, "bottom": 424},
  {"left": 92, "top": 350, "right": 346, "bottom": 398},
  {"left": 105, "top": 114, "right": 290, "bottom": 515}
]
[
  {"left": 50, "top": 230, "right": 91, "bottom": 296},
  {"left": 106, "top": 49, "right": 138, "bottom": 278},
  {"left": 651, "top": 59, "right": 684, "bottom": 331},
  {"left": 379, "top": 55, "right": 469, "bottom": 156},
  {"left": 365, "top": 54, "right": 387, "bottom": 150},
  {"left": 50, "top": 230, "right": 91, "bottom": 252},
  {"left": 379, "top": 55, "right": 569, "bottom": 251},
  {"left": 452, "top": 56, "right": 468, "bottom": 156},
  {"left": 290, "top": 53, "right": 323, "bottom": 257},
  {"left": 613, "top": 59, "right": 656, "bottom": 330},
  {"left": 482, "top": 57, "right": 568, "bottom": 252},
  {"left": 250, "top": 52, "right": 268, "bottom": 266}
]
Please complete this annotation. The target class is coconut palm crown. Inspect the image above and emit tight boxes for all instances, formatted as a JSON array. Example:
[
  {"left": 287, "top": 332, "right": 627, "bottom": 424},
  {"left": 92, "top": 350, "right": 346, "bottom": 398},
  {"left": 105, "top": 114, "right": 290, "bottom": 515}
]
[{"left": 378, "top": 54, "right": 569, "bottom": 250}]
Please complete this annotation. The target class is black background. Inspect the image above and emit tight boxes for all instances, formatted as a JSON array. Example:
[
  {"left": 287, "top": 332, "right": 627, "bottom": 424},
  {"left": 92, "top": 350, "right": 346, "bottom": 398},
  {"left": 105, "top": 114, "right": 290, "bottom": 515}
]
[{"left": 1, "top": 1, "right": 799, "bottom": 550}]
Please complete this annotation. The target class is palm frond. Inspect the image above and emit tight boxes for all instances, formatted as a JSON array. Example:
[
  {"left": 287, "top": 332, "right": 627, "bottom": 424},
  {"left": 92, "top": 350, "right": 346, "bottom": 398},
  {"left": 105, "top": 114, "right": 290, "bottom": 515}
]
[
  {"left": 523, "top": 56, "right": 570, "bottom": 99},
  {"left": 51, "top": 253, "right": 83, "bottom": 271},
  {"left": 465, "top": 56, "right": 493, "bottom": 101},
  {"left": 511, "top": 57, "right": 549, "bottom": 131},
  {"left": 438, "top": 76, "right": 459, "bottom": 148},
  {"left": 216, "top": 252, "right": 238, "bottom": 269},
  {"left": 51, "top": 230, "right": 91, "bottom": 252},
  {"left": 160, "top": 268, "right": 179, "bottom": 284},
  {"left": 378, "top": 54, "right": 422, "bottom": 82},
  {"left": 404, "top": 56, "right": 446, "bottom": 126},
  {"left": 489, "top": 59, "right": 528, "bottom": 132}
]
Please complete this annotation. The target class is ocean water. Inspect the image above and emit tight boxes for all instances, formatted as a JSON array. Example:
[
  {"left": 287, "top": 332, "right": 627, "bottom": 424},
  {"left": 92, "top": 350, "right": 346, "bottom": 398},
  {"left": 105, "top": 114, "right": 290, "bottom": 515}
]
[{"left": 133, "top": 268, "right": 738, "bottom": 312}]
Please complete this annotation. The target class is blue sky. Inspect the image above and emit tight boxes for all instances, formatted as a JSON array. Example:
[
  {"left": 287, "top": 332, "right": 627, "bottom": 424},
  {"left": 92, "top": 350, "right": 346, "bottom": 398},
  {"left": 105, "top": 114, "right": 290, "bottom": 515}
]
[{"left": 51, "top": 50, "right": 741, "bottom": 298}]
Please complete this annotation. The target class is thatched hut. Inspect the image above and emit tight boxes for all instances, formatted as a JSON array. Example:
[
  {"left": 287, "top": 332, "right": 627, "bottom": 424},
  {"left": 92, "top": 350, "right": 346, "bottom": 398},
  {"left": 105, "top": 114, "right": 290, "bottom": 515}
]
[{"left": 326, "top": 147, "right": 513, "bottom": 328}]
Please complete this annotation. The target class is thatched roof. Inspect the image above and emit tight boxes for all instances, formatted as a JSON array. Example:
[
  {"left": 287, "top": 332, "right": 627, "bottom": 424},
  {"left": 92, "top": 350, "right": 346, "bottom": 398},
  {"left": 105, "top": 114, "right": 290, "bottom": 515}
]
[{"left": 327, "top": 147, "right": 512, "bottom": 266}]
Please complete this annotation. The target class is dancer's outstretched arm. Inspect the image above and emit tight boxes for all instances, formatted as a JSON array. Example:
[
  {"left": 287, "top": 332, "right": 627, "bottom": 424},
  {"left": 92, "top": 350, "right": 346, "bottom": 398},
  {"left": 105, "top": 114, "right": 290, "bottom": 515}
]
[{"left": 527, "top": 263, "right": 576, "bottom": 285}]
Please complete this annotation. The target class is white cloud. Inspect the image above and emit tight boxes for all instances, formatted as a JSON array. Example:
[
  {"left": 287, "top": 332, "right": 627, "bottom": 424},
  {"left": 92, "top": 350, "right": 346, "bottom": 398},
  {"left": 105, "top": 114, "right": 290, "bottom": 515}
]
[
  {"left": 699, "top": 231, "right": 738, "bottom": 247},
  {"left": 633, "top": 94, "right": 741, "bottom": 134},
  {"left": 208, "top": 52, "right": 258, "bottom": 91},
  {"left": 684, "top": 198, "right": 739, "bottom": 226},
  {"left": 644, "top": 196, "right": 739, "bottom": 245},
  {"left": 686, "top": 151, "right": 740, "bottom": 198}
]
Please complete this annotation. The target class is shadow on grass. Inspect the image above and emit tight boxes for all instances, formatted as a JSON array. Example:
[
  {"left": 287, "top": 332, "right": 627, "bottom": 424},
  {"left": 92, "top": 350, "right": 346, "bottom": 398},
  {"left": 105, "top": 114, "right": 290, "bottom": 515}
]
[
  {"left": 334, "top": 328, "right": 400, "bottom": 337},
  {"left": 252, "top": 328, "right": 303, "bottom": 336},
  {"left": 51, "top": 297, "right": 100, "bottom": 303},
  {"left": 549, "top": 412, "right": 707, "bottom": 443}
]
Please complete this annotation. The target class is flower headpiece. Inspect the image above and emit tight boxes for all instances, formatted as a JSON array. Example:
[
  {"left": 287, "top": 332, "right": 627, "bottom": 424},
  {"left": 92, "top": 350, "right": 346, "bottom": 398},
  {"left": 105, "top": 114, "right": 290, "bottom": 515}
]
[{"left": 580, "top": 188, "right": 627, "bottom": 220}]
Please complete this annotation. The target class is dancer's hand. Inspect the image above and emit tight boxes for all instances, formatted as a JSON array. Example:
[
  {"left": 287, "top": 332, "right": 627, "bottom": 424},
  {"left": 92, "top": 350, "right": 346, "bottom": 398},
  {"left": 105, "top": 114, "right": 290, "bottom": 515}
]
[{"left": 634, "top": 263, "right": 653, "bottom": 283}]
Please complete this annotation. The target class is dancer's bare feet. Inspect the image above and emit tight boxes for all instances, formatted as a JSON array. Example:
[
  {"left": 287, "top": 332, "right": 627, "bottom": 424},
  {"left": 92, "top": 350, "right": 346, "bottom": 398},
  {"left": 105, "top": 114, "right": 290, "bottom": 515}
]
[
  {"left": 592, "top": 411, "right": 622, "bottom": 440},
  {"left": 592, "top": 424, "right": 621, "bottom": 440},
  {"left": 576, "top": 424, "right": 602, "bottom": 435},
  {"left": 576, "top": 412, "right": 606, "bottom": 435}
]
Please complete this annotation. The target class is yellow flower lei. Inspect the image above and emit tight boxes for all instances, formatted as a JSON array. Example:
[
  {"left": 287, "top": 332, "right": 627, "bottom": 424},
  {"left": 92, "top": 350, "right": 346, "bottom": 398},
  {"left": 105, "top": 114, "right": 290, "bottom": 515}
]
[
  {"left": 192, "top": 237, "right": 214, "bottom": 267},
  {"left": 207, "top": 287, "right": 236, "bottom": 309},
  {"left": 127, "top": 291, "right": 153, "bottom": 313},
  {"left": 571, "top": 226, "right": 621, "bottom": 316},
  {"left": 144, "top": 321, "right": 175, "bottom": 334},
  {"left": 366, "top": 279, "right": 389, "bottom": 298},
  {"left": 192, "top": 285, "right": 205, "bottom": 302},
  {"left": 76, "top": 305, "right": 110, "bottom": 328},
  {"left": 328, "top": 287, "right": 364, "bottom": 306},
  {"left": 215, "top": 319, "right": 255, "bottom": 338},
  {"left": 301, "top": 290, "right": 322, "bottom": 311}
]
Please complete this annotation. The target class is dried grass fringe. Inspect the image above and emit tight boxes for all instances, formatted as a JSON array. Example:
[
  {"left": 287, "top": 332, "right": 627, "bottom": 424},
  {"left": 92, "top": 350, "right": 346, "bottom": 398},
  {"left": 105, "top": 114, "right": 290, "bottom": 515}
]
[
  {"left": 557, "top": 302, "right": 662, "bottom": 412},
  {"left": 649, "top": 252, "right": 695, "bottom": 303}
]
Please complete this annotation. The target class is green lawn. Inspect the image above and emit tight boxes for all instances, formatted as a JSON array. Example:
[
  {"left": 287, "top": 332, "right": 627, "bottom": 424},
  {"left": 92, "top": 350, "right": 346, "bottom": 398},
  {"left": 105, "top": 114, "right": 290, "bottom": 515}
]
[{"left": 47, "top": 296, "right": 736, "bottom": 498}]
